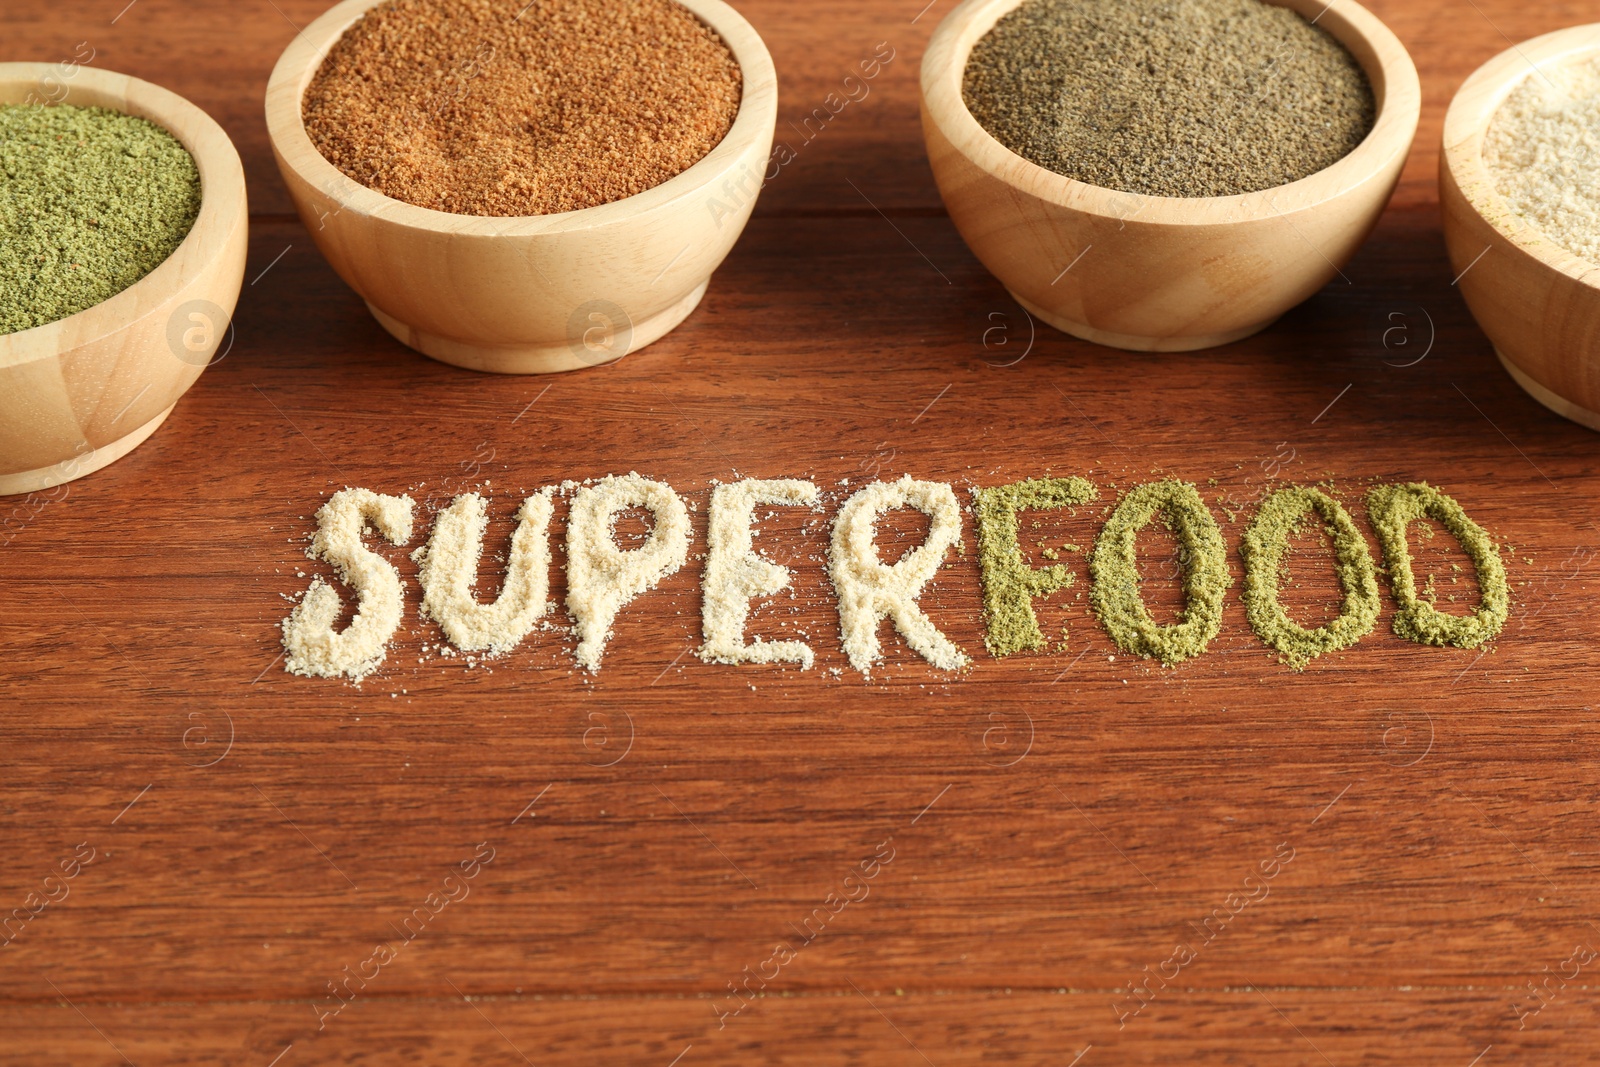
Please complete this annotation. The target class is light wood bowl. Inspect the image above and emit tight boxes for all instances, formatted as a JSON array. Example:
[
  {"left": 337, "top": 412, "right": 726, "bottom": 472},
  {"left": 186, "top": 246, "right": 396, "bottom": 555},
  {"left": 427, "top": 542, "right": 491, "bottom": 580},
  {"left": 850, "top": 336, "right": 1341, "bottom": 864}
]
[
  {"left": 920, "top": 0, "right": 1421, "bottom": 352},
  {"left": 1441, "top": 24, "right": 1600, "bottom": 432},
  {"left": 0, "top": 64, "right": 247, "bottom": 497},
  {"left": 265, "top": 0, "right": 777, "bottom": 375}
]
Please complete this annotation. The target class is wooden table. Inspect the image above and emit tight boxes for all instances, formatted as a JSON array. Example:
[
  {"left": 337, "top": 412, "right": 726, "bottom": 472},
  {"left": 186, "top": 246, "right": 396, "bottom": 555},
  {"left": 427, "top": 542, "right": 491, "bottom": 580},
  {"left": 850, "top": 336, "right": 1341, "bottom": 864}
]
[{"left": 5, "top": 0, "right": 1600, "bottom": 1063}]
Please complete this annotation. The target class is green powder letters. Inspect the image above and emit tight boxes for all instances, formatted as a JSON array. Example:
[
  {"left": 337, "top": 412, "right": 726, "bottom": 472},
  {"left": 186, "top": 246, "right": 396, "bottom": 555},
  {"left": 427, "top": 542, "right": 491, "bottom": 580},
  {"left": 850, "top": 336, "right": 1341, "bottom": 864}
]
[
  {"left": 1241, "top": 486, "right": 1380, "bottom": 670},
  {"left": 973, "top": 476, "right": 1099, "bottom": 657},
  {"left": 1366, "top": 483, "right": 1509, "bottom": 649},
  {"left": 1090, "top": 480, "right": 1230, "bottom": 665}
]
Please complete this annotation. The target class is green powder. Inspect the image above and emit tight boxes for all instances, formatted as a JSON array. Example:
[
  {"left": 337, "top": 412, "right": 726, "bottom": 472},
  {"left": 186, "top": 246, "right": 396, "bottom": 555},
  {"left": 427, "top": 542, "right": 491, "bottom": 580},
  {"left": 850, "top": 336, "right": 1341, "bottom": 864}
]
[
  {"left": 973, "top": 477, "right": 1099, "bottom": 658},
  {"left": 962, "top": 0, "right": 1376, "bottom": 198},
  {"left": 1090, "top": 480, "right": 1230, "bottom": 665},
  {"left": 1241, "top": 486, "right": 1380, "bottom": 670},
  {"left": 1, "top": 104, "right": 202, "bottom": 336},
  {"left": 1366, "top": 483, "right": 1509, "bottom": 649}
]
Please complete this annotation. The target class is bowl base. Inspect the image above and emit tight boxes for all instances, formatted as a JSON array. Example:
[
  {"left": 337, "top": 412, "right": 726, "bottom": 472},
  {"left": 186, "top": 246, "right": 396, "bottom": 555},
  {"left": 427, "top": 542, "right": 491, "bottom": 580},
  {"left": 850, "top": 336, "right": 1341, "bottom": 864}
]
[
  {"left": 0, "top": 405, "right": 175, "bottom": 498},
  {"left": 1009, "top": 292, "right": 1279, "bottom": 353},
  {"left": 366, "top": 281, "right": 711, "bottom": 375},
  {"left": 1496, "top": 347, "right": 1600, "bottom": 433}
]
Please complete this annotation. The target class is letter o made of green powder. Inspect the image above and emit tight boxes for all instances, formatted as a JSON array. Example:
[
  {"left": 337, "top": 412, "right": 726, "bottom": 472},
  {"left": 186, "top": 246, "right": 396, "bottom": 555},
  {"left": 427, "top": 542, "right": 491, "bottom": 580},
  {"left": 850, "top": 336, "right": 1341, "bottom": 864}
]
[
  {"left": 1241, "top": 487, "right": 1380, "bottom": 670},
  {"left": 1089, "top": 480, "right": 1230, "bottom": 665},
  {"left": 1366, "top": 482, "right": 1508, "bottom": 649},
  {"left": 973, "top": 477, "right": 1098, "bottom": 658}
]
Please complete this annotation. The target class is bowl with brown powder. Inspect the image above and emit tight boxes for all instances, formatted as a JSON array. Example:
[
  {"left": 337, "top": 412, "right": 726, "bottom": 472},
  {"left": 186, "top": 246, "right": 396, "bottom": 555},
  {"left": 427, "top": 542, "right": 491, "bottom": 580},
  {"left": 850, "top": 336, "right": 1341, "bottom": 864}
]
[
  {"left": 0, "top": 63, "right": 248, "bottom": 497},
  {"left": 920, "top": 0, "right": 1420, "bottom": 352},
  {"left": 1442, "top": 24, "right": 1600, "bottom": 433},
  {"left": 265, "top": 0, "right": 776, "bottom": 375}
]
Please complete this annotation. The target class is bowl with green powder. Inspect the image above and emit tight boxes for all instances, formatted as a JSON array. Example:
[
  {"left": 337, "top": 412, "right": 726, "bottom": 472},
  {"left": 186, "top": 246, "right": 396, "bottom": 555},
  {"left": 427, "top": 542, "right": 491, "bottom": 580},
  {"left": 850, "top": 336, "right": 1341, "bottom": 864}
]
[
  {"left": 1442, "top": 24, "right": 1600, "bottom": 433},
  {"left": 920, "top": 0, "right": 1421, "bottom": 352},
  {"left": 265, "top": 0, "right": 778, "bottom": 375},
  {"left": 0, "top": 63, "right": 248, "bottom": 496}
]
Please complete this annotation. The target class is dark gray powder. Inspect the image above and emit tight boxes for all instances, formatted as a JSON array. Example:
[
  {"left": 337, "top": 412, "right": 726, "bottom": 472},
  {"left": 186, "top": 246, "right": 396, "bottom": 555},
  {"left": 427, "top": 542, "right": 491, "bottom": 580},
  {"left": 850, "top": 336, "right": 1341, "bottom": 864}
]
[{"left": 962, "top": 0, "right": 1376, "bottom": 198}]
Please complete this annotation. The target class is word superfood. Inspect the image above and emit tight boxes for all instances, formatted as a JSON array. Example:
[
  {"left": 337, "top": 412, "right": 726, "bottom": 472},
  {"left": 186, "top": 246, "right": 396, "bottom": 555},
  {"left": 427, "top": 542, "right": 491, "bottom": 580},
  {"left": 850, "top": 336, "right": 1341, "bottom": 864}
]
[{"left": 278, "top": 473, "right": 1509, "bottom": 682}]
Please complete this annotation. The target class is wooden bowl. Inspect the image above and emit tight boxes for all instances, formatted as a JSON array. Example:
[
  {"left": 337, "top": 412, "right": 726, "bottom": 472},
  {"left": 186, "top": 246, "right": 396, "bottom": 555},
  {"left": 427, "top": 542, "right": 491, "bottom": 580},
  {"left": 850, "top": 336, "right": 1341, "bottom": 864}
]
[
  {"left": 1441, "top": 25, "right": 1600, "bottom": 432},
  {"left": 920, "top": 0, "right": 1421, "bottom": 352},
  {"left": 265, "top": 0, "right": 777, "bottom": 375},
  {"left": 0, "top": 64, "right": 247, "bottom": 497}
]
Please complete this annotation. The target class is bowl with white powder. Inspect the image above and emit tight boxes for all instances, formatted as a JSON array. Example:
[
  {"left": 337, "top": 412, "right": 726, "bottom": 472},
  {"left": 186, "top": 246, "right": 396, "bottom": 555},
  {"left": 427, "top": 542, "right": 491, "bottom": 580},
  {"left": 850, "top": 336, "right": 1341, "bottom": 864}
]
[{"left": 1442, "top": 24, "right": 1600, "bottom": 432}]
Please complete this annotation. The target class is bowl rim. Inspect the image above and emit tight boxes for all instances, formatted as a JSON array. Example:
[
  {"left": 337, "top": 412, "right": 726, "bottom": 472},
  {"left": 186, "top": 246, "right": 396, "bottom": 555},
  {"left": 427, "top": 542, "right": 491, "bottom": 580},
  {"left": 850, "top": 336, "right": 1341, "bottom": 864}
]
[
  {"left": 264, "top": 0, "right": 778, "bottom": 235},
  {"left": 1442, "top": 22, "right": 1600, "bottom": 291},
  {"left": 0, "top": 62, "right": 246, "bottom": 369},
  {"left": 920, "top": 0, "right": 1422, "bottom": 227}
]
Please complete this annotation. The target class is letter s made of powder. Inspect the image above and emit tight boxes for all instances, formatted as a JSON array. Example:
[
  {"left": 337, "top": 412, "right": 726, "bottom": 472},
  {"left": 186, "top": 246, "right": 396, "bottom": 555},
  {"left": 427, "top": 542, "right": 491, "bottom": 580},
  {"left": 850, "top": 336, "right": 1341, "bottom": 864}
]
[
  {"left": 566, "top": 474, "right": 690, "bottom": 671},
  {"left": 828, "top": 476, "right": 969, "bottom": 675},
  {"left": 699, "top": 479, "right": 820, "bottom": 669},
  {"left": 282, "top": 488, "right": 415, "bottom": 682},
  {"left": 418, "top": 491, "right": 553, "bottom": 654}
]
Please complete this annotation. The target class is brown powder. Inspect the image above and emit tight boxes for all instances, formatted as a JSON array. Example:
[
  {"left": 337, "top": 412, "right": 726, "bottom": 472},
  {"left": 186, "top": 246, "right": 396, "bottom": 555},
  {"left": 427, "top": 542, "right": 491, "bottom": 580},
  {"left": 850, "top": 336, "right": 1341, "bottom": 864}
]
[{"left": 302, "top": 0, "right": 743, "bottom": 216}]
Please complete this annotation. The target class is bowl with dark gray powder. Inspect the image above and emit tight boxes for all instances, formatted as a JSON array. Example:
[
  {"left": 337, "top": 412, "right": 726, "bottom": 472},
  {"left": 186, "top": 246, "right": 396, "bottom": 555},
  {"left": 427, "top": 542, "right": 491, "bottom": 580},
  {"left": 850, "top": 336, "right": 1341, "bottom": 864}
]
[
  {"left": 266, "top": 0, "right": 778, "bottom": 375},
  {"left": 920, "top": 0, "right": 1421, "bottom": 352}
]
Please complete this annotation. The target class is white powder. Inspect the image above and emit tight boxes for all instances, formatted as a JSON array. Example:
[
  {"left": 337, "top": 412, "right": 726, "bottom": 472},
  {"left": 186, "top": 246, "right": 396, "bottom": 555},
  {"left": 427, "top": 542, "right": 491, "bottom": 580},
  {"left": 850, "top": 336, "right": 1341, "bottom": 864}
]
[
  {"left": 282, "top": 488, "right": 415, "bottom": 682},
  {"left": 417, "top": 491, "right": 553, "bottom": 654},
  {"left": 1484, "top": 56, "right": 1600, "bottom": 263},
  {"left": 700, "top": 479, "right": 820, "bottom": 668},
  {"left": 828, "top": 475, "right": 969, "bottom": 675},
  {"left": 566, "top": 472, "right": 691, "bottom": 671}
]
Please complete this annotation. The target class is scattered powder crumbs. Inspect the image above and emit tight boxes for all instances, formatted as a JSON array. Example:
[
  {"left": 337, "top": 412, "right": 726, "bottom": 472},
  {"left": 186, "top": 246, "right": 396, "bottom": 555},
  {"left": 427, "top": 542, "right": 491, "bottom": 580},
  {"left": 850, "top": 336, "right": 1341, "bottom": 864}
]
[
  {"left": 282, "top": 489, "right": 416, "bottom": 682},
  {"left": 566, "top": 472, "right": 691, "bottom": 671},
  {"left": 700, "top": 479, "right": 821, "bottom": 668},
  {"left": 1366, "top": 483, "right": 1509, "bottom": 649},
  {"left": 1240, "top": 486, "right": 1379, "bottom": 671},
  {"left": 972, "top": 477, "right": 1098, "bottom": 658},
  {"left": 829, "top": 475, "right": 970, "bottom": 676},
  {"left": 1089, "top": 480, "right": 1230, "bottom": 666},
  {"left": 417, "top": 490, "right": 553, "bottom": 654},
  {"left": 302, "top": 0, "right": 743, "bottom": 216},
  {"left": 1483, "top": 55, "right": 1600, "bottom": 264}
]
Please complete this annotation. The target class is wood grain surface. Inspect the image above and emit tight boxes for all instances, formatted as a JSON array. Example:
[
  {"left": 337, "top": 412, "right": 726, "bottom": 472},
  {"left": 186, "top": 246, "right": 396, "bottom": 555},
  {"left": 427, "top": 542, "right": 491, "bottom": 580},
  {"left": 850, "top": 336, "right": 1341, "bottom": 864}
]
[{"left": 4, "top": 0, "right": 1600, "bottom": 1064}]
